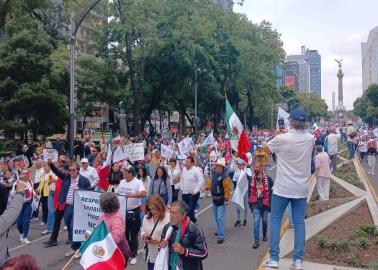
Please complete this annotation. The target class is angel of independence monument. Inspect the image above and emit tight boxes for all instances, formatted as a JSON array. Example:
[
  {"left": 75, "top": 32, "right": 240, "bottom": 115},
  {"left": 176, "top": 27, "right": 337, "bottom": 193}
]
[{"left": 335, "top": 59, "right": 346, "bottom": 118}]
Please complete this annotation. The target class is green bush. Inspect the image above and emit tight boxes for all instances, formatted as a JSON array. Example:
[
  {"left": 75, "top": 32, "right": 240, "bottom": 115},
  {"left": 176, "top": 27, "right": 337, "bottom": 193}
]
[
  {"left": 329, "top": 240, "right": 349, "bottom": 251},
  {"left": 358, "top": 237, "right": 369, "bottom": 249},
  {"left": 334, "top": 163, "right": 365, "bottom": 190},
  {"left": 370, "top": 260, "right": 378, "bottom": 270},
  {"left": 347, "top": 255, "right": 358, "bottom": 267},
  {"left": 315, "top": 235, "right": 327, "bottom": 248}
]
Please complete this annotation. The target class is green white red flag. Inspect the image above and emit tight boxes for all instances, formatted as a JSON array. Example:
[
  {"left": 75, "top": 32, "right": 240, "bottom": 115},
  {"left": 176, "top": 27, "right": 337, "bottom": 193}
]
[
  {"left": 225, "top": 98, "right": 251, "bottom": 162},
  {"left": 79, "top": 221, "right": 124, "bottom": 270}
]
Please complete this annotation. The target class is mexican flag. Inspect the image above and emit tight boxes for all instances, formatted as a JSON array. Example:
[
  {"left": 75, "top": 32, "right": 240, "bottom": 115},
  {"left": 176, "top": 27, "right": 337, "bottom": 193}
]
[
  {"left": 225, "top": 98, "right": 251, "bottom": 162},
  {"left": 80, "top": 221, "right": 124, "bottom": 270}
]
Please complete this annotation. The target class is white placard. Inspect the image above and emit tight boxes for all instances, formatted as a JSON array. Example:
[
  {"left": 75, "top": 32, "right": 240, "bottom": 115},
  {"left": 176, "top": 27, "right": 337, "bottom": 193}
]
[
  {"left": 161, "top": 144, "right": 174, "bottom": 159},
  {"left": 277, "top": 107, "right": 290, "bottom": 130},
  {"left": 42, "top": 149, "right": 58, "bottom": 162},
  {"left": 177, "top": 138, "right": 195, "bottom": 154},
  {"left": 73, "top": 190, "right": 126, "bottom": 242},
  {"left": 124, "top": 143, "right": 144, "bottom": 162}
]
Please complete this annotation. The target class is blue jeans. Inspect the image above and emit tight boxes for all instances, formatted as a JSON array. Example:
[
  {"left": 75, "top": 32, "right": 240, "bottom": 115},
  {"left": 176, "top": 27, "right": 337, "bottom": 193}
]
[
  {"left": 212, "top": 204, "right": 226, "bottom": 240},
  {"left": 147, "top": 261, "right": 154, "bottom": 270},
  {"left": 252, "top": 208, "right": 268, "bottom": 242},
  {"left": 269, "top": 194, "right": 307, "bottom": 262},
  {"left": 140, "top": 195, "right": 148, "bottom": 222},
  {"left": 46, "top": 191, "right": 55, "bottom": 231},
  {"left": 64, "top": 204, "right": 80, "bottom": 250},
  {"left": 17, "top": 201, "right": 32, "bottom": 238},
  {"left": 182, "top": 193, "right": 200, "bottom": 223},
  {"left": 347, "top": 141, "right": 355, "bottom": 159}
]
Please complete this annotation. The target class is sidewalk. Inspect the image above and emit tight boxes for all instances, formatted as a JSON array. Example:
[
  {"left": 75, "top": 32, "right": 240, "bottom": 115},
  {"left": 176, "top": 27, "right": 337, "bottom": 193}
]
[{"left": 360, "top": 159, "right": 378, "bottom": 203}]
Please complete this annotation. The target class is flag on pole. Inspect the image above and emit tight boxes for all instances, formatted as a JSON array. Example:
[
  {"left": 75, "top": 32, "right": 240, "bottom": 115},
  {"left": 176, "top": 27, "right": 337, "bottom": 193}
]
[
  {"left": 201, "top": 131, "right": 215, "bottom": 147},
  {"left": 225, "top": 98, "right": 250, "bottom": 162},
  {"left": 103, "top": 130, "right": 113, "bottom": 168},
  {"left": 80, "top": 221, "right": 124, "bottom": 270}
]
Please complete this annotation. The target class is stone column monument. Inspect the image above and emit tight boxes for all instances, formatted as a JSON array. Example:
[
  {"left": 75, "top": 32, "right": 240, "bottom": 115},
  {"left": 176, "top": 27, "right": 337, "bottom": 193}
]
[{"left": 335, "top": 59, "right": 346, "bottom": 118}]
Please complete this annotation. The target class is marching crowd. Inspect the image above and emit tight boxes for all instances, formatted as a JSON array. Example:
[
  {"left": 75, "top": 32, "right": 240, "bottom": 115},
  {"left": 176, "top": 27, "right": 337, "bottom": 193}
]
[{"left": 0, "top": 108, "right": 377, "bottom": 270}]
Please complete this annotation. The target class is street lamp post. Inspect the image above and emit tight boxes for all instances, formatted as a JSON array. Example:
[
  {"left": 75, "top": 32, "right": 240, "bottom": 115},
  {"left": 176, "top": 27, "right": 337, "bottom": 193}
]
[
  {"left": 194, "top": 68, "right": 198, "bottom": 136},
  {"left": 68, "top": 0, "right": 103, "bottom": 156}
]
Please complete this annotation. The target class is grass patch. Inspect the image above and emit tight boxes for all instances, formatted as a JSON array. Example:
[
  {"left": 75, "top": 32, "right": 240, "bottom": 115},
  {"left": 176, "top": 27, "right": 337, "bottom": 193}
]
[
  {"left": 334, "top": 163, "right": 365, "bottom": 190},
  {"left": 338, "top": 149, "right": 350, "bottom": 160}
]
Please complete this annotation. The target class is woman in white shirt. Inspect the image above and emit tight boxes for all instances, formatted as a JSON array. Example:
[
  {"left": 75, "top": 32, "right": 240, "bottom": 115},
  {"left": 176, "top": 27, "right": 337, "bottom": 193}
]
[
  {"left": 137, "top": 166, "right": 151, "bottom": 221},
  {"left": 141, "top": 194, "right": 170, "bottom": 270}
]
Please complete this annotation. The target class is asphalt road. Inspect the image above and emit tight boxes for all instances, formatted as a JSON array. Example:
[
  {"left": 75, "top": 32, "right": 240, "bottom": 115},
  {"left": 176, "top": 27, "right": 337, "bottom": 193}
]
[{"left": 7, "top": 164, "right": 277, "bottom": 270}]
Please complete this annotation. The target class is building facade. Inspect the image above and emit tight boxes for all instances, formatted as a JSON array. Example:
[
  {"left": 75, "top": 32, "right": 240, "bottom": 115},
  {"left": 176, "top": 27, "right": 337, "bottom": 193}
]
[
  {"left": 211, "top": 0, "right": 233, "bottom": 11},
  {"left": 285, "top": 46, "right": 321, "bottom": 96},
  {"left": 362, "top": 26, "right": 378, "bottom": 92},
  {"left": 305, "top": 49, "right": 321, "bottom": 96},
  {"left": 287, "top": 55, "right": 310, "bottom": 93}
]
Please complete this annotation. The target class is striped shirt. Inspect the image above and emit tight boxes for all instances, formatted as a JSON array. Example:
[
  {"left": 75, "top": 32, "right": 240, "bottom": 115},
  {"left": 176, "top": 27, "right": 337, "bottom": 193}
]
[{"left": 66, "top": 176, "right": 79, "bottom": 205}]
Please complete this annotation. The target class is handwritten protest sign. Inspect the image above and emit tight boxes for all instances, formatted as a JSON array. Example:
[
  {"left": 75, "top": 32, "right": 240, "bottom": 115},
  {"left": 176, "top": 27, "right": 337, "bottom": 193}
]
[
  {"left": 124, "top": 143, "right": 144, "bottom": 162},
  {"left": 42, "top": 149, "right": 58, "bottom": 162},
  {"left": 161, "top": 144, "right": 174, "bottom": 159},
  {"left": 73, "top": 190, "right": 126, "bottom": 241},
  {"left": 177, "top": 138, "right": 195, "bottom": 154}
]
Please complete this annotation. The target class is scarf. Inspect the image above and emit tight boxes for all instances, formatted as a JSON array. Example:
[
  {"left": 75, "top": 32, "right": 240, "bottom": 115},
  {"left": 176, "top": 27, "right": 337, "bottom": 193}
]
[
  {"left": 248, "top": 171, "right": 270, "bottom": 207},
  {"left": 170, "top": 216, "right": 190, "bottom": 270}
]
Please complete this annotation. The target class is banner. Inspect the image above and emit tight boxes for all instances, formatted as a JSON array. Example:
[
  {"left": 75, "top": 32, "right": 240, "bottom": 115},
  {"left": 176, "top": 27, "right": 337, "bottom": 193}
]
[
  {"left": 112, "top": 146, "right": 125, "bottom": 163},
  {"left": 161, "top": 144, "right": 174, "bottom": 159},
  {"left": 277, "top": 107, "right": 290, "bottom": 130},
  {"left": 231, "top": 170, "right": 249, "bottom": 209},
  {"left": 124, "top": 143, "right": 144, "bottom": 162},
  {"left": 201, "top": 131, "right": 215, "bottom": 147},
  {"left": 177, "top": 137, "right": 195, "bottom": 154},
  {"left": 73, "top": 190, "right": 126, "bottom": 242},
  {"left": 42, "top": 149, "right": 58, "bottom": 162}
]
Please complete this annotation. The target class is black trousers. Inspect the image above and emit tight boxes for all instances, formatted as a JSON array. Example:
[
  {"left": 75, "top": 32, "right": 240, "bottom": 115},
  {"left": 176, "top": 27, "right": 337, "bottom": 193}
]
[
  {"left": 171, "top": 185, "right": 179, "bottom": 202},
  {"left": 40, "top": 196, "right": 48, "bottom": 223},
  {"left": 50, "top": 208, "right": 64, "bottom": 242},
  {"left": 125, "top": 207, "right": 141, "bottom": 258}
]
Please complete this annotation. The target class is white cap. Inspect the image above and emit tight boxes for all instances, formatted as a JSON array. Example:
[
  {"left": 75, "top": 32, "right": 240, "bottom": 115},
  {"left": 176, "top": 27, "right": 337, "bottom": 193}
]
[{"left": 81, "top": 158, "right": 89, "bottom": 163}]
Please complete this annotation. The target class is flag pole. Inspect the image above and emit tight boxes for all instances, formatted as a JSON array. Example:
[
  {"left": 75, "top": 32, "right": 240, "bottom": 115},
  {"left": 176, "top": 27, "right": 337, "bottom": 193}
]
[{"left": 61, "top": 249, "right": 80, "bottom": 270}]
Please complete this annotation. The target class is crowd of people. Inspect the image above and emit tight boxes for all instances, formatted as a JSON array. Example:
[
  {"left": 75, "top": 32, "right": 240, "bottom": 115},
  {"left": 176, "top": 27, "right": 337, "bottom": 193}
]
[{"left": 0, "top": 110, "right": 377, "bottom": 270}]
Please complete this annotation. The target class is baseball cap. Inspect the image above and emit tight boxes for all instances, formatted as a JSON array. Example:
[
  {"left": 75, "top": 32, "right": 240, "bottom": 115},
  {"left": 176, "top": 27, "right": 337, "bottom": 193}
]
[
  {"left": 123, "top": 164, "right": 136, "bottom": 175},
  {"left": 21, "top": 170, "right": 30, "bottom": 176},
  {"left": 289, "top": 108, "right": 307, "bottom": 122},
  {"left": 236, "top": 158, "right": 246, "bottom": 165},
  {"left": 81, "top": 158, "right": 89, "bottom": 163}
]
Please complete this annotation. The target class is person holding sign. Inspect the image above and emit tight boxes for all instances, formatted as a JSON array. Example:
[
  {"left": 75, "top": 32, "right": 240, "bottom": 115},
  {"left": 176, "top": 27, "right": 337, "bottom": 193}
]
[
  {"left": 47, "top": 160, "right": 90, "bottom": 258},
  {"left": 116, "top": 166, "right": 147, "bottom": 265}
]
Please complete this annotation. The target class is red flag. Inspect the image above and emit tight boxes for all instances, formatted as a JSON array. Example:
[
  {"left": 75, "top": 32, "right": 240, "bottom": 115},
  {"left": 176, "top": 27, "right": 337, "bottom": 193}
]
[{"left": 238, "top": 131, "right": 251, "bottom": 163}]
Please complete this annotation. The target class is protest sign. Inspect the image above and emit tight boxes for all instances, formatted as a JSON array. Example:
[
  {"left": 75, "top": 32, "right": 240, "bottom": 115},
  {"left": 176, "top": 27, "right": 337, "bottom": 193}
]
[
  {"left": 12, "top": 155, "right": 28, "bottom": 169},
  {"left": 73, "top": 190, "right": 126, "bottom": 242},
  {"left": 161, "top": 144, "right": 174, "bottom": 159},
  {"left": 277, "top": 107, "right": 290, "bottom": 130},
  {"left": 177, "top": 138, "right": 195, "bottom": 154},
  {"left": 42, "top": 149, "right": 58, "bottom": 162},
  {"left": 124, "top": 143, "right": 144, "bottom": 162}
]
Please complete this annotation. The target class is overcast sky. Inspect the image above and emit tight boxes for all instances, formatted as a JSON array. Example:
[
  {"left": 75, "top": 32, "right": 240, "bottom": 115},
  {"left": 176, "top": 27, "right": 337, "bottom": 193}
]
[{"left": 234, "top": 0, "right": 378, "bottom": 110}]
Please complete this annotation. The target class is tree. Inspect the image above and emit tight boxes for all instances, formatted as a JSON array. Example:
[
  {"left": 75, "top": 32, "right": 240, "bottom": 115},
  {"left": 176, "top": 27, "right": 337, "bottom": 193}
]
[
  {"left": 0, "top": 10, "right": 68, "bottom": 139},
  {"left": 295, "top": 93, "right": 328, "bottom": 122},
  {"left": 354, "top": 84, "right": 378, "bottom": 125}
]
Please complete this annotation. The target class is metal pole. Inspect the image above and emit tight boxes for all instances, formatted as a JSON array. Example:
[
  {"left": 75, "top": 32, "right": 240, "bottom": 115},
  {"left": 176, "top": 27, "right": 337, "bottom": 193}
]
[
  {"left": 194, "top": 68, "right": 198, "bottom": 136},
  {"left": 69, "top": 14, "right": 75, "bottom": 157}
]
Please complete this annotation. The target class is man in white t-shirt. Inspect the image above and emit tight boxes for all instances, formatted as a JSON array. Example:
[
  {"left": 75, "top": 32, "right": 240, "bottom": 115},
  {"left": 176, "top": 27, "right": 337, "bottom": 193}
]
[
  {"left": 116, "top": 166, "right": 146, "bottom": 265},
  {"left": 263, "top": 108, "right": 314, "bottom": 270},
  {"left": 79, "top": 158, "right": 99, "bottom": 190},
  {"left": 181, "top": 156, "right": 204, "bottom": 223},
  {"left": 326, "top": 126, "right": 341, "bottom": 172}
]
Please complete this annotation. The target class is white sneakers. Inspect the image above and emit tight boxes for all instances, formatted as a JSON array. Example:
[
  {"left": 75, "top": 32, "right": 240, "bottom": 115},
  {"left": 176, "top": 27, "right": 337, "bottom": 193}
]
[
  {"left": 129, "top": 257, "right": 138, "bottom": 265},
  {"left": 65, "top": 249, "right": 76, "bottom": 257},
  {"left": 20, "top": 238, "right": 31, "bottom": 244},
  {"left": 63, "top": 226, "right": 68, "bottom": 231},
  {"left": 41, "top": 230, "right": 51, "bottom": 235},
  {"left": 263, "top": 259, "right": 279, "bottom": 269},
  {"left": 290, "top": 260, "right": 304, "bottom": 270},
  {"left": 40, "top": 222, "right": 45, "bottom": 226}
]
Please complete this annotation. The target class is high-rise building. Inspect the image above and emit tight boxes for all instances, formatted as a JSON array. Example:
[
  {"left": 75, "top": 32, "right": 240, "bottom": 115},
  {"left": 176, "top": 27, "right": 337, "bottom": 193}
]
[
  {"left": 211, "top": 0, "right": 233, "bottom": 11},
  {"left": 361, "top": 26, "right": 378, "bottom": 92},
  {"left": 285, "top": 46, "right": 321, "bottom": 96},
  {"left": 284, "top": 61, "right": 299, "bottom": 90},
  {"left": 305, "top": 49, "right": 321, "bottom": 96},
  {"left": 287, "top": 55, "right": 310, "bottom": 93}
]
